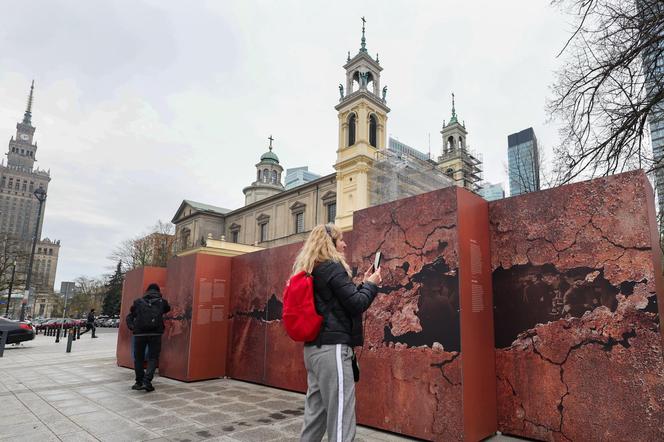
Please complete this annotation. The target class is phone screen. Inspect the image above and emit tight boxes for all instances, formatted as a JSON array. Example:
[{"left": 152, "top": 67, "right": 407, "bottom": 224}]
[{"left": 374, "top": 251, "right": 382, "bottom": 271}]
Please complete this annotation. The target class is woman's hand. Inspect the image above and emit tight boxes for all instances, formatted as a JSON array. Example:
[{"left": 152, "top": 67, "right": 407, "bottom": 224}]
[
  {"left": 367, "top": 266, "right": 382, "bottom": 286},
  {"left": 363, "top": 266, "right": 374, "bottom": 282}
]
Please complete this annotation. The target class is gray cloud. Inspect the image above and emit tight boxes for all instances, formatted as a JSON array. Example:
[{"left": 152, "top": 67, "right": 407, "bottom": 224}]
[{"left": 0, "top": 0, "right": 568, "bottom": 286}]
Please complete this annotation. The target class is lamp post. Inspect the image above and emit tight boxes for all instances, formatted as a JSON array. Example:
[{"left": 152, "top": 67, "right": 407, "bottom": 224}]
[
  {"left": 20, "top": 187, "right": 47, "bottom": 322},
  {"left": 4, "top": 259, "right": 16, "bottom": 318}
]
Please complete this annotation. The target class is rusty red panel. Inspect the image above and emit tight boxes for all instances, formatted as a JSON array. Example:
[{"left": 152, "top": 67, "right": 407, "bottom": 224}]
[
  {"left": 116, "top": 267, "right": 167, "bottom": 369},
  {"left": 490, "top": 170, "right": 664, "bottom": 441}
]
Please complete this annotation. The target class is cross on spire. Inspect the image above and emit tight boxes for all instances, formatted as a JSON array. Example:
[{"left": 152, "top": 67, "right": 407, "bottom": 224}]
[
  {"left": 268, "top": 135, "right": 274, "bottom": 151},
  {"left": 360, "top": 17, "right": 367, "bottom": 52}
]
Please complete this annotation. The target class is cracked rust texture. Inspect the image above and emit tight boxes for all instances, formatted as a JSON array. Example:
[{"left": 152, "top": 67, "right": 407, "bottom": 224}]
[
  {"left": 227, "top": 242, "right": 306, "bottom": 390},
  {"left": 350, "top": 188, "right": 463, "bottom": 440},
  {"left": 490, "top": 171, "right": 664, "bottom": 441}
]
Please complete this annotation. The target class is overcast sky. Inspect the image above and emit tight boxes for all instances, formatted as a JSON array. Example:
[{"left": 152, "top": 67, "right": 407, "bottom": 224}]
[{"left": 0, "top": 1, "right": 571, "bottom": 287}]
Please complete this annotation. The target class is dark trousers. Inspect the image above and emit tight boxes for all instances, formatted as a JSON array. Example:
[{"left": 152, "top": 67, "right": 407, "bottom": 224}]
[
  {"left": 134, "top": 335, "right": 161, "bottom": 384},
  {"left": 80, "top": 323, "right": 96, "bottom": 336}
]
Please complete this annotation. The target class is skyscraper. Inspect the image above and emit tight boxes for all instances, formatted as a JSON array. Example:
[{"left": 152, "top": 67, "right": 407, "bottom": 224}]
[
  {"left": 478, "top": 182, "right": 505, "bottom": 201},
  {"left": 0, "top": 81, "right": 51, "bottom": 242},
  {"left": 508, "top": 127, "right": 540, "bottom": 196},
  {"left": 642, "top": 1, "right": 664, "bottom": 211}
]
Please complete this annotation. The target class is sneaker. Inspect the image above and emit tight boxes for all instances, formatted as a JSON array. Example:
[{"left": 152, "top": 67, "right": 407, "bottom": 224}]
[
  {"left": 143, "top": 382, "right": 155, "bottom": 392},
  {"left": 92, "top": 336, "right": 98, "bottom": 338},
  {"left": 131, "top": 382, "right": 144, "bottom": 390}
]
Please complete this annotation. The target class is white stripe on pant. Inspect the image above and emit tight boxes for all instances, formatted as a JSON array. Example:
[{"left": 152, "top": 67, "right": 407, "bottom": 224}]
[{"left": 300, "top": 344, "right": 356, "bottom": 442}]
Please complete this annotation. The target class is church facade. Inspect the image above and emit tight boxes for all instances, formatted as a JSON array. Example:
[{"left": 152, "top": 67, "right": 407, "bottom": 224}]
[{"left": 173, "top": 23, "right": 482, "bottom": 254}]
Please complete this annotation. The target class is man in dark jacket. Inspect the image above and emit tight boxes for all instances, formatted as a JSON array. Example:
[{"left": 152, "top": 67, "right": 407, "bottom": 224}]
[
  {"left": 127, "top": 283, "right": 171, "bottom": 392},
  {"left": 79, "top": 309, "right": 97, "bottom": 338}
]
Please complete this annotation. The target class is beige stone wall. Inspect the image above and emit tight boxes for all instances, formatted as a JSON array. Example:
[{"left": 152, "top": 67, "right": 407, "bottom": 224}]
[
  {"left": 223, "top": 176, "right": 336, "bottom": 246},
  {"left": 174, "top": 213, "right": 225, "bottom": 251}
]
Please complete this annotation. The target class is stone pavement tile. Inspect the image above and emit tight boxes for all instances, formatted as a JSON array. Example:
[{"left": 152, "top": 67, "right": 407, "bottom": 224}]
[
  {"left": 44, "top": 418, "right": 86, "bottom": 436},
  {"left": 0, "top": 404, "right": 29, "bottom": 420},
  {"left": 175, "top": 391, "right": 213, "bottom": 400},
  {"left": 215, "top": 402, "right": 259, "bottom": 414},
  {"left": 1, "top": 411, "right": 41, "bottom": 425},
  {"left": 231, "top": 427, "right": 288, "bottom": 442},
  {"left": 0, "top": 421, "right": 50, "bottom": 439},
  {"left": 69, "top": 410, "right": 135, "bottom": 436},
  {"left": 189, "top": 411, "right": 233, "bottom": 426},
  {"left": 0, "top": 430, "right": 60, "bottom": 442},
  {"left": 190, "top": 396, "right": 222, "bottom": 407},
  {"left": 59, "top": 431, "right": 103, "bottom": 441},
  {"left": 138, "top": 414, "right": 191, "bottom": 431},
  {"left": 171, "top": 405, "right": 210, "bottom": 417},
  {"left": 137, "top": 392, "right": 171, "bottom": 403},
  {"left": 117, "top": 406, "right": 166, "bottom": 420},
  {"left": 58, "top": 403, "right": 103, "bottom": 416},
  {"left": 155, "top": 423, "right": 205, "bottom": 437},
  {"left": 258, "top": 400, "right": 298, "bottom": 410},
  {"left": 150, "top": 398, "right": 190, "bottom": 409},
  {"left": 98, "top": 426, "right": 160, "bottom": 442}
]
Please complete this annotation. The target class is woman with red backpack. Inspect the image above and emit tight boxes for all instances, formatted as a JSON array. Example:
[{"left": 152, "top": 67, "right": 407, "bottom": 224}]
[{"left": 291, "top": 223, "right": 382, "bottom": 442}]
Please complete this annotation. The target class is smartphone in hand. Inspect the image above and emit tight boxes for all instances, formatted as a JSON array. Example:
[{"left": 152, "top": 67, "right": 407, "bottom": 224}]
[{"left": 373, "top": 251, "right": 382, "bottom": 272}]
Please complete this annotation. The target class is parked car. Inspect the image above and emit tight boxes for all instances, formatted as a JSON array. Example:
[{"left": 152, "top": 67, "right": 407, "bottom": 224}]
[{"left": 0, "top": 317, "right": 36, "bottom": 344}]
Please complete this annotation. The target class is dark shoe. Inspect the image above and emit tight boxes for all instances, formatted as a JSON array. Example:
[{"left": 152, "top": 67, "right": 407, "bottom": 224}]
[
  {"left": 131, "top": 382, "right": 144, "bottom": 390},
  {"left": 91, "top": 336, "right": 98, "bottom": 338},
  {"left": 143, "top": 382, "right": 155, "bottom": 392}
]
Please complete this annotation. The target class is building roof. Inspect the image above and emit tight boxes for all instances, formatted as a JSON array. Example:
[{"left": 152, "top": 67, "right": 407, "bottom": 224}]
[
  {"left": 260, "top": 150, "right": 280, "bottom": 164},
  {"left": 172, "top": 199, "right": 232, "bottom": 223}
]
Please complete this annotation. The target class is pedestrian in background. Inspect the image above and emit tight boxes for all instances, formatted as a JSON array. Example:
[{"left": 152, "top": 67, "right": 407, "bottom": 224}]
[
  {"left": 79, "top": 308, "right": 97, "bottom": 338},
  {"left": 126, "top": 283, "right": 171, "bottom": 392}
]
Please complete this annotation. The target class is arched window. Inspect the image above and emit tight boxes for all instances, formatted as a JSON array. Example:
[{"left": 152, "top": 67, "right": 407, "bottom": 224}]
[
  {"left": 447, "top": 136, "right": 455, "bottom": 151},
  {"left": 459, "top": 136, "right": 464, "bottom": 149},
  {"left": 348, "top": 113, "right": 356, "bottom": 146},
  {"left": 271, "top": 170, "right": 277, "bottom": 184},
  {"left": 263, "top": 169, "right": 269, "bottom": 183},
  {"left": 369, "top": 114, "right": 377, "bottom": 147},
  {"left": 257, "top": 170, "right": 261, "bottom": 181}
]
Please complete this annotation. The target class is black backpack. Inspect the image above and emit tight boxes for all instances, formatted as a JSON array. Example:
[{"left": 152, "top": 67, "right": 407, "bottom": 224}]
[{"left": 134, "top": 297, "right": 163, "bottom": 332}]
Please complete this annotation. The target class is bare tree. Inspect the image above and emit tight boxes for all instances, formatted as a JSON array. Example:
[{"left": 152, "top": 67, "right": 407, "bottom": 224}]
[
  {"left": 0, "top": 234, "right": 29, "bottom": 293},
  {"left": 548, "top": 0, "right": 664, "bottom": 183},
  {"left": 109, "top": 220, "right": 175, "bottom": 272}
]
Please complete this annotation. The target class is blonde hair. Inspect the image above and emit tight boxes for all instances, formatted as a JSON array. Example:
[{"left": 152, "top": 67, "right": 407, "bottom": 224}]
[{"left": 292, "top": 223, "right": 351, "bottom": 276}]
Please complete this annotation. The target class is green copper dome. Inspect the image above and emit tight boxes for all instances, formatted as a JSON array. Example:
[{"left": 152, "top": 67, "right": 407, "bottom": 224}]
[{"left": 260, "top": 150, "right": 279, "bottom": 164}]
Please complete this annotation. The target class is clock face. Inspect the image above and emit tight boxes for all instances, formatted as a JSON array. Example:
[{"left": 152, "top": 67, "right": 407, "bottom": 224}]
[{"left": 19, "top": 133, "right": 29, "bottom": 141}]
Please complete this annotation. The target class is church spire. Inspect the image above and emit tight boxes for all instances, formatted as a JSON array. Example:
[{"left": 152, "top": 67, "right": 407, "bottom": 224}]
[
  {"left": 23, "top": 80, "right": 35, "bottom": 125},
  {"left": 360, "top": 17, "right": 367, "bottom": 53},
  {"left": 449, "top": 92, "right": 458, "bottom": 124}
]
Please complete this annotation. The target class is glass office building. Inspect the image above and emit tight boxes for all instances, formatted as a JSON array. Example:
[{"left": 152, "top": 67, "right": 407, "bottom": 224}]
[{"left": 507, "top": 127, "right": 540, "bottom": 197}]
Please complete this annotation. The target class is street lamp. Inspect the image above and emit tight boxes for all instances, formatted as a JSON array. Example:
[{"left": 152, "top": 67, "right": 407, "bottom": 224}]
[
  {"left": 4, "top": 259, "right": 16, "bottom": 318},
  {"left": 20, "top": 187, "right": 47, "bottom": 322}
]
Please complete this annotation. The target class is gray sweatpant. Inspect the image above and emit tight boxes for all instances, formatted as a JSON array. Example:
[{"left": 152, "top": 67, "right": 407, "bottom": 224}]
[{"left": 300, "top": 344, "right": 356, "bottom": 442}]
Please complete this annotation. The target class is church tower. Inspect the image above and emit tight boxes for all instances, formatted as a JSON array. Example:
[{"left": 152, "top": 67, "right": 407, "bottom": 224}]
[
  {"left": 437, "top": 94, "right": 482, "bottom": 192},
  {"left": 334, "top": 18, "right": 389, "bottom": 231},
  {"left": 243, "top": 135, "right": 285, "bottom": 205}
]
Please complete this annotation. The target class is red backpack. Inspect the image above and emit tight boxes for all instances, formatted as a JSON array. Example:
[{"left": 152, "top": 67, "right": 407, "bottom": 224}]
[{"left": 282, "top": 271, "right": 323, "bottom": 342}]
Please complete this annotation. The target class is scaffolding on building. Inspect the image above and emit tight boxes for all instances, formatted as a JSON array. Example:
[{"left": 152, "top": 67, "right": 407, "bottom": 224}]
[
  {"left": 437, "top": 146, "right": 483, "bottom": 193},
  {"left": 368, "top": 149, "right": 455, "bottom": 207}
]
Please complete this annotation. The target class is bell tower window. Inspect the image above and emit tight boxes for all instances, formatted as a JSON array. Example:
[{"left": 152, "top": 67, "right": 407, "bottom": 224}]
[
  {"left": 369, "top": 114, "right": 377, "bottom": 147},
  {"left": 348, "top": 114, "right": 356, "bottom": 146}
]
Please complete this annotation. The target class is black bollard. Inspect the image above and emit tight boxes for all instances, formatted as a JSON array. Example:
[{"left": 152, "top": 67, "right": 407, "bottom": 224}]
[
  {"left": 0, "top": 331, "right": 8, "bottom": 358},
  {"left": 66, "top": 331, "right": 73, "bottom": 353},
  {"left": 77, "top": 326, "right": 81, "bottom": 339},
  {"left": 55, "top": 327, "right": 61, "bottom": 343}
]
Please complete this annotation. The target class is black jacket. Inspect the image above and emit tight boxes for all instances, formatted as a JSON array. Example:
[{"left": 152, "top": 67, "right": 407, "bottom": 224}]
[
  {"left": 86, "top": 312, "right": 95, "bottom": 324},
  {"left": 128, "top": 290, "right": 171, "bottom": 335},
  {"left": 307, "top": 260, "right": 378, "bottom": 347}
]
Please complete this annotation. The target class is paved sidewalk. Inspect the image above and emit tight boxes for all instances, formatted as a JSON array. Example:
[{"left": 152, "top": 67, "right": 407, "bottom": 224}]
[{"left": 0, "top": 329, "right": 518, "bottom": 441}]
